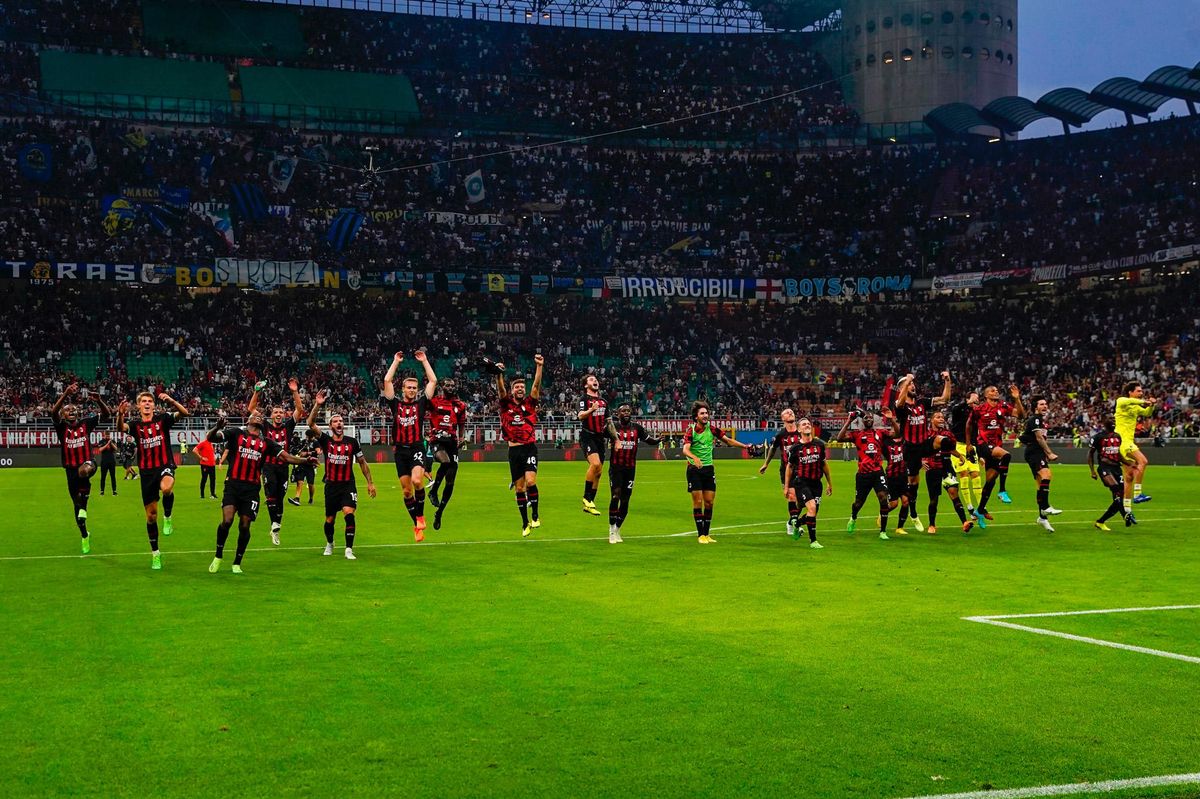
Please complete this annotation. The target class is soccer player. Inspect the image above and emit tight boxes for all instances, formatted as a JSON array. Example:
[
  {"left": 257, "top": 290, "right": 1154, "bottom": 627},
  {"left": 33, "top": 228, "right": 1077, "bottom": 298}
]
[
  {"left": 921, "top": 410, "right": 972, "bottom": 534},
  {"left": 50, "top": 383, "right": 110, "bottom": 553},
  {"left": 120, "top": 434, "right": 137, "bottom": 480},
  {"left": 1019, "top": 396, "right": 1063, "bottom": 532},
  {"left": 946, "top": 391, "right": 982, "bottom": 514},
  {"left": 1088, "top": 418, "right": 1136, "bottom": 529},
  {"left": 783, "top": 418, "right": 831, "bottom": 549},
  {"left": 116, "top": 391, "right": 190, "bottom": 570},
  {"left": 307, "top": 390, "right": 376, "bottom": 559},
  {"left": 758, "top": 408, "right": 803, "bottom": 536},
  {"left": 967, "top": 384, "right": 1025, "bottom": 525},
  {"left": 577, "top": 374, "right": 609, "bottom": 516},
  {"left": 288, "top": 429, "right": 319, "bottom": 506},
  {"left": 205, "top": 410, "right": 315, "bottom": 574},
  {"left": 427, "top": 378, "right": 468, "bottom": 531},
  {"left": 682, "top": 400, "right": 753, "bottom": 543},
  {"left": 880, "top": 409, "right": 910, "bottom": 534},
  {"left": 495, "top": 354, "right": 545, "bottom": 537},
  {"left": 193, "top": 436, "right": 218, "bottom": 499},
  {"left": 893, "top": 371, "right": 952, "bottom": 533},
  {"left": 96, "top": 431, "right": 117, "bottom": 497},
  {"left": 382, "top": 350, "right": 438, "bottom": 541},
  {"left": 604, "top": 403, "right": 661, "bottom": 543},
  {"left": 837, "top": 408, "right": 897, "bottom": 541},
  {"left": 246, "top": 377, "right": 304, "bottom": 545},
  {"left": 1114, "top": 382, "right": 1156, "bottom": 508}
]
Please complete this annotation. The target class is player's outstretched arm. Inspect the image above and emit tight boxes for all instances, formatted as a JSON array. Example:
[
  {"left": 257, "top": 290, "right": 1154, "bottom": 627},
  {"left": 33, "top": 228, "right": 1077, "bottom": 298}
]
[
  {"left": 415, "top": 349, "right": 437, "bottom": 399},
  {"left": 50, "top": 383, "right": 76, "bottom": 421},
  {"left": 306, "top": 390, "right": 327, "bottom": 435},
  {"left": 1009, "top": 385, "right": 1025, "bottom": 418},
  {"left": 160, "top": 392, "right": 190, "bottom": 419},
  {"left": 894, "top": 374, "right": 914, "bottom": 408},
  {"left": 933, "top": 371, "right": 952, "bottom": 407},
  {"left": 495, "top": 363, "right": 508, "bottom": 401},
  {"left": 835, "top": 415, "right": 854, "bottom": 443},
  {"left": 382, "top": 352, "right": 403, "bottom": 401},
  {"left": 531, "top": 354, "right": 544, "bottom": 400},
  {"left": 206, "top": 412, "right": 228, "bottom": 443},
  {"left": 93, "top": 394, "right": 113, "bottom": 420},
  {"left": 758, "top": 438, "right": 778, "bottom": 473},
  {"left": 881, "top": 407, "right": 900, "bottom": 437},
  {"left": 289, "top": 377, "right": 304, "bottom": 422},
  {"left": 639, "top": 425, "right": 662, "bottom": 447},
  {"left": 717, "top": 428, "right": 751, "bottom": 449},
  {"left": 114, "top": 400, "right": 129, "bottom": 434}
]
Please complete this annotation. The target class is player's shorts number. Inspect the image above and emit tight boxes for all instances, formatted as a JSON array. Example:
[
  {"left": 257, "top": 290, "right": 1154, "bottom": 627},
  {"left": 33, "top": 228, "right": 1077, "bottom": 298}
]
[
  {"left": 250, "top": 500, "right": 259, "bottom": 513},
  {"left": 527, "top": 456, "right": 537, "bottom": 467},
  {"left": 350, "top": 492, "right": 358, "bottom": 503}
]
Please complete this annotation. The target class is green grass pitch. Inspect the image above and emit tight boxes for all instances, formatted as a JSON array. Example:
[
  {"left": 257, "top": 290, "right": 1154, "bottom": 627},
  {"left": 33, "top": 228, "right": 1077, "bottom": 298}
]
[{"left": 2, "top": 460, "right": 1198, "bottom": 798}]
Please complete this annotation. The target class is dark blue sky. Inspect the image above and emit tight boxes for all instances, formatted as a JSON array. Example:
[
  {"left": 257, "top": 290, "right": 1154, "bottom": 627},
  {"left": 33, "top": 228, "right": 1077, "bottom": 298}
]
[{"left": 1019, "top": 2, "right": 1200, "bottom": 136}]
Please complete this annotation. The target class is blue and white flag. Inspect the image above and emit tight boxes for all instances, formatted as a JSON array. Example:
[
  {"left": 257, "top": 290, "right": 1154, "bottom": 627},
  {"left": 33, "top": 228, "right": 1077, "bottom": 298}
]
[
  {"left": 205, "top": 206, "right": 236, "bottom": 249},
  {"left": 269, "top": 155, "right": 299, "bottom": 193},
  {"left": 464, "top": 170, "right": 485, "bottom": 204},
  {"left": 326, "top": 209, "right": 365, "bottom": 253}
]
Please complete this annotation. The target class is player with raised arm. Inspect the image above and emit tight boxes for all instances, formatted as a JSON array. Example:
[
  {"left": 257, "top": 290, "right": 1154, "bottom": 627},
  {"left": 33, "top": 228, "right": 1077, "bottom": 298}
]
[
  {"left": 1088, "top": 418, "right": 1136, "bottom": 530},
  {"left": 50, "top": 383, "right": 111, "bottom": 553},
  {"left": 783, "top": 418, "right": 831, "bottom": 549},
  {"left": 946, "top": 391, "right": 982, "bottom": 515},
  {"left": 921, "top": 410, "right": 972, "bottom": 534},
  {"left": 1019, "top": 396, "right": 1063, "bottom": 532},
  {"left": 1115, "top": 382, "right": 1156, "bottom": 509},
  {"left": 758, "top": 408, "right": 803, "bottom": 536},
  {"left": 247, "top": 377, "right": 304, "bottom": 545},
  {"left": 577, "top": 374, "right": 609, "bottom": 516},
  {"left": 116, "top": 390, "right": 190, "bottom": 570},
  {"left": 307, "top": 390, "right": 375, "bottom": 560},
  {"left": 604, "top": 403, "right": 661, "bottom": 543},
  {"left": 967, "top": 384, "right": 1025, "bottom": 525},
  {"left": 427, "top": 378, "right": 468, "bottom": 531},
  {"left": 205, "top": 409, "right": 315, "bottom": 574},
  {"left": 382, "top": 350, "right": 438, "bottom": 541},
  {"left": 495, "top": 354, "right": 544, "bottom": 537},
  {"left": 837, "top": 408, "right": 897, "bottom": 541},
  {"left": 682, "top": 400, "right": 753, "bottom": 544},
  {"left": 893, "top": 371, "right": 952, "bottom": 533}
]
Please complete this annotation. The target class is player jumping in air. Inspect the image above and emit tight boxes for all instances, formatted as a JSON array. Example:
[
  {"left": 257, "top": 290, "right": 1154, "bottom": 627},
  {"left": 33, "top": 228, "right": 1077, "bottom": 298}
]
[
  {"left": 946, "top": 391, "right": 982, "bottom": 515},
  {"left": 495, "top": 354, "right": 544, "bottom": 537},
  {"left": 967, "top": 384, "right": 1025, "bottom": 525},
  {"left": 921, "top": 410, "right": 972, "bottom": 534},
  {"left": 50, "top": 383, "right": 112, "bottom": 553},
  {"left": 382, "top": 350, "right": 438, "bottom": 541},
  {"left": 1018, "top": 396, "right": 1063, "bottom": 532},
  {"left": 1088, "top": 418, "right": 1136, "bottom": 529},
  {"left": 893, "top": 371, "right": 952, "bottom": 533},
  {"left": 247, "top": 378, "right": 304, "bottom": 546},
  {"left": 682, "top": 400, "right": 753, "bottom": 544},
  {"left": 307, "top": 390, "right": 376, "bottom": 560},
  {"left": 427, "top": 378, "right": 468, "bottom": 531},
  {"left": 577, "top": 374, "right": 608, "bottom": 516},
  {"left": 837, "top": 407, "right": 897, "bottom": 541},
  {"left": 1115, "top": 382, "right": 1156, "bottom": 509},
  {"left": 206, "top": 410, "right": 315, "bottom": 574},
  {"left": 783, "top": 418, "right": 832, "bottom": 549},
  {"left": 604, "top": 403, "right": 661, "bottom": 543},
  {"left": 759, "top": 408, "right": 803, "bottom": 536},
  {"left": 116, "top": 391, "right": 190, "bottom": 570}
]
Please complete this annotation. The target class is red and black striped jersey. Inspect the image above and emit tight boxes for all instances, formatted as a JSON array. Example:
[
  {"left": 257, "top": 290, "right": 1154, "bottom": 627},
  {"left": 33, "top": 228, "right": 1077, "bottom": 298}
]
[
  {"left": 317, "top": 432, "right": 362, "bottom": 483},
  {"left": 55, "top": 415, "right": 98, "bottom": 468},
  {"left": 383, "top": 395, "right": 428, "bottom": 447},
  {"left": 263, "top": 418, "right": 296, "bottom": 466},
  {"left": 787, "top": 439, "right": 826, "bottom": 482},
  {"left": 849, "top": 429, "right": 885, "bottom": 474},
  {"left": 223, "top": 427, "right": 283, "bottom": 484},
  {"left": 1091, "top": 431, "right": 1124, "bottom": 466},
  {"left": 882, "top": 435, "right": 906, "bottom": 477},
  {"left": 894, "top": 401, "right": 932, "bottom": 445},
  {"left": 499, "top": 396, "right": 538, "bottom": 445},
  {"left": 609, "top": 422, "right": 655, "bottom": 468},
  {"left": 970, "top": 402, "right": 1012, "bottom": 448},
  {"left": 578, "top": 393, "right": 608, "bottom": 434},
  {"left": 427, "top": 396, "right": 468, "bottom": 438},
  {"left": 128, "top": 412, "right": 176, "bottom": 470},
  {"left": 771, "top": 428, "right": 803, "bottom": 472},
  {"left": 923, "top": 430, "right": 956, "bottom": 471}
]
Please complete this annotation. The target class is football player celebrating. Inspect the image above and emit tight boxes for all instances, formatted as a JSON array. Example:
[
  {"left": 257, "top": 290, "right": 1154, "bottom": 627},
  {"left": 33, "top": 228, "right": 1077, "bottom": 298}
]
[
  {"left": 577, "top": 374, "right": 608, "bottom": 516},
  {"left": 967, "top": 384, "right": 1025, "bottom": 524},
  {"left": 382, "top": 349, "right": 438, "bottom": 541},
  {"left": 1114, "top": 382, "right": 1156, "bottom": 509},
  {"left": 682, "top": 400, "right": 754, "bottom": 543},
  {"left": 427, "top": 378, "right": 468, "bottom": 531},
  {"left": 1018, "top": 396, "right": 1062, "bottom": 532},
  {"left": 495, "top": 354, "right": 545, "bottom": 537},
  {"left": 783, "top": 418, "right": 832, "bottom": 549},
  {"left": 604, "top": 403, "right": 662, "bottom": 543},
  {"left": 307, "top": 391, "right": 377, "bottom": 560},
  {"left": 759, "top": 408, "right": 804, "bottom": 536},
  {"left": 1088, "top": 417, "right": 1136, "bottom": 529},
  {"left": 50, "top": 383, "right": 112, "bottom": 553},
  {"left": 116, "top": 391, "right": 190, "bottom": 570},
  {"left": 837, "top": 408, "right": 897, "bottom": 541}
]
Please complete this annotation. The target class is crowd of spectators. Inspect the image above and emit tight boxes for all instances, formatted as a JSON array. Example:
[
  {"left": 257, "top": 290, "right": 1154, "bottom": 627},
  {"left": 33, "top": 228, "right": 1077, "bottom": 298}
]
[{"left": 0, "top": 271, "right": 1196, "bottom": 442}]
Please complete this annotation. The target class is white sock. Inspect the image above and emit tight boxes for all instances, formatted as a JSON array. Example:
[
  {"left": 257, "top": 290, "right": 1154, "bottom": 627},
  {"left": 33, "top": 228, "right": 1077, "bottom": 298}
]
[
  {"left": 1123, "top": 498, "right": 1132, "bottom": 512},
  {"left": 1133, "top": 483, "right": 1142, "bottom": 495}
]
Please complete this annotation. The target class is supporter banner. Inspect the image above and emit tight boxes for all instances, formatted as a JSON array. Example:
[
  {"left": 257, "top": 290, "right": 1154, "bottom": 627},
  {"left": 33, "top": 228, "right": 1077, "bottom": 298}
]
[
  {"left": 612, "top": 277, "right": 757, "bottom": 299},
  {"left": 773, "top": 275, "right": 913, "bottom": 298},
  {"left": 932, "top": 272, "right": 985, "bottom": 290},
  {"left": 211, "top": 258, "right": 321, "bottom": 289},
  {"left": 310, "top": 207, "right": 504, "bottom": 225}
]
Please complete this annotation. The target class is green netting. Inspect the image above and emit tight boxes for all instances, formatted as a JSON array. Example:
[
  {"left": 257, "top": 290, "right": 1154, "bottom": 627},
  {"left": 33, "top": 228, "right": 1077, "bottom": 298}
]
[
  {"left": 125, "top": 353, "right": 187, "bottom": 381},
  {"left": 39, "top": 50, "right": 229, "bottom": 110},
  {"left": 142, "top": 0, "right": 306, "bottom": 59},
  {"left": 58, "top": 353, "right": 104, "bottom": 380},
  {"left": 240, "top": 66, "right": 419, "bottom": 123}
]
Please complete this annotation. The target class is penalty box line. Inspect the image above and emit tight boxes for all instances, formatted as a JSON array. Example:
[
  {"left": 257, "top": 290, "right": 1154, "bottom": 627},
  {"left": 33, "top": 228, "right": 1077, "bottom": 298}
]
[
  {"left": 963, "top": 605, "right": 1200, "bottom": 666},
  {"left": 897, "top": 770, "right": 1200, "bottom": 799}
]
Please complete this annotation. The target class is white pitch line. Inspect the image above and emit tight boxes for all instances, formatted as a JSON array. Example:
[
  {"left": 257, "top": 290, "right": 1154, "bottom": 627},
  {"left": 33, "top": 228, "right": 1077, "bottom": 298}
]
[
  {"left": 977, "top": 604, "right": 1200, "bottom": 620},
  {"left": 963, "top": 617, "right": 1200, "bottom": 666},
  {"left": 897, "top": 771, "right": 1200, "bottom": 799}
]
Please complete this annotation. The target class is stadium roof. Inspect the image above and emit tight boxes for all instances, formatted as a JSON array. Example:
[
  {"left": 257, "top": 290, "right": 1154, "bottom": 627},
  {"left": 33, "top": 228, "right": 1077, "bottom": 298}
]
[{"left": 926, "top": 62, "right": 1200, "bottom": 137}]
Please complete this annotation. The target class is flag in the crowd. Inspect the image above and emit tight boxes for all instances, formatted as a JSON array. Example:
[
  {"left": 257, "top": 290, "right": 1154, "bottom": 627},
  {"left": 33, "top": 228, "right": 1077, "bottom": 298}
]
[
  {"left": 464, "top": 170, "right": 485, "bottom": 204},
  {"left": 665, "top": 233, "right": 702, "bottom": 252},
  {"left": 159, "top": 185, "right": 191, "bottom": 208},
  {"left": 17, "top": 143, "right": 53, "bottom": 181},
  {"left": 198, "top": 153, "right": 215, "bottom": 182},
  {"left": 269, "top": 155, "right": 299, "bottom": 192},
  {"left": 123, "top": 131, "right": 148, "bottom": 149},
  {"left": 446, "top": 273, "right": 466, "bottom": 293},
  {"left": 100, "top": 195, "right": 137, "bottom": 237},
  {"left": 531, "top": 275, "right": 549, "bottom": 295},
  {"left": 142, "top": 203, "right": 184, "bottom": 236},
  {"left": 429, "top": 158, "right": 446, "bottom": 187},
  {"left": 301, "top": 144, "right": 330, "bottom": 170},
  {"left": 230, "top": 183, "right": 268, "bottom": 220},
  {"left": 204, "top": 206, "right": 236, "bottom": 249},
  {"left": 486, "top": 273, "right": 505, "bottom": 293},
  {"left": 326, "top": 209, "right": 365, "bottom": 253},
  {"left": 74, "top": 135, "right": 97, "bottom": 171}
]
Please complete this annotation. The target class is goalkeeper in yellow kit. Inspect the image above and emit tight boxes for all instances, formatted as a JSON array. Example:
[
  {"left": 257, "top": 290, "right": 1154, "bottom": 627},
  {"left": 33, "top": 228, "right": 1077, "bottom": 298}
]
[{"left": 1114, "top": 381, "right": 1156, "bottom": 511}]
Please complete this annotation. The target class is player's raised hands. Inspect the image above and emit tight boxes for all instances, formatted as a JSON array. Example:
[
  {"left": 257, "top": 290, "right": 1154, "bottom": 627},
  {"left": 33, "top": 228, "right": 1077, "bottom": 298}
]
[
  {"left": 533, "top": 354, "right": 545, "bottom": 366},
  {"left": 287, "top": 377, "right": 299, "bottom": 392},
  {"left": 315, "top": 389, "right": 329, "bottom": 406},
  {"left": 117, "top": 400, "right": 130, "bottom": 414},
  {"left": 494, "top": 361, "right": 506, "bottom": 372},
  {"left": 214, "top": 410, "right": 228, "bottom": 429},
  {"left": 940, "top": 370, "right": 951, "bottom": 380},
  {"left": 66, "top": 382, "right": 79, "bottom": 395},
  {"left": 414, "top": 349, "right": 428, "bottom": 363},
  {"left": 393, "top": 351, "right": 404, "bottom": 363},
  {"left": 1008, "top": 385, "right": 1021, "bottom": 399},
  {"left": 157, "top": 392, "right": 171, "bottom": 402}
]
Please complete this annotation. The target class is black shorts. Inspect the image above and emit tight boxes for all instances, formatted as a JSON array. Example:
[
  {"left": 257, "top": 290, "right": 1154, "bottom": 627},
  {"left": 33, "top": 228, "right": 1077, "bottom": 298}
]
[
  {"left": 978, "top": 444, "right": 1006, "bottom": 471},
  {"left": 855, "top": 471, "right": 887, "bottom": 499},
  {"left": 139, "top": 465, "right": 175, "bottom": 506},
  {"left": 394, "top": 445, "right": 427, "bottom": 477},
  {"left": 262, "top": 464, "right": 289, "bottom": 499},
  {"left": 902, "top": 442, "right": 931, "bottom": 476},
  {"left": 430, "top": 436, "right": 460, "bottom": 463},
  {"left": 508, "top": 443, "right": 539, "bottom": 482},
  {"left": 1097, "top": 464, "right": 1124, "bottom": 488},
  {"left": 1024, "top": 447, "right": 1048, "bottom": 476},
  {"left": 609, "top": 465, "right": 636, "bottom": 493},
  {"left": 221, "top": 479, "right": 262, "bottom": 520},
  {"left": 324, "top": 481, "right": 358, "bottom": 516},
  {"left": 886, "top": 473, "right": 908, "bottom": 502},
  {"left": 792, "top": 477, "right": 824, "bottom": 506},
  {"left": 686, "top": 464, "right": 716, "bottom": 493},
  {"left": 292, "top": 464, "right": 315, "bottom": 484},
  {"left": 64, "top": 464, "right": 93, "bottom": 498},
  {"left": 579, "top": 430, "right": 607, "bottom": 463}
]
